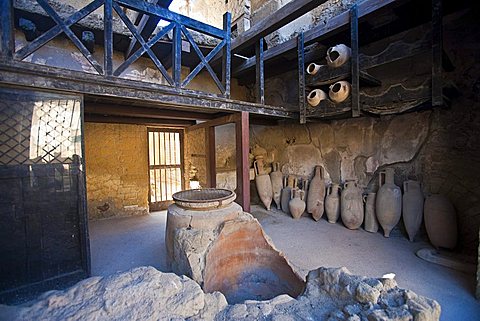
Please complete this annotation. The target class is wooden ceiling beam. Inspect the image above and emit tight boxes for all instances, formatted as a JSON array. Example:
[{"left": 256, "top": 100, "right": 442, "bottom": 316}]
[
  {"left": 84, "top": 102, "right": 218, "bottom": 120},
  {"left": 84, "top": 114, "right": 195, "bottom": 127}
]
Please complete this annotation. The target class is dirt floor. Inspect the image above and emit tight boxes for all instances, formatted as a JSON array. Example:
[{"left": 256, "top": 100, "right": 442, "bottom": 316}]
[{"left": 89, "top": 206, "right": 480, "bottom": 321}]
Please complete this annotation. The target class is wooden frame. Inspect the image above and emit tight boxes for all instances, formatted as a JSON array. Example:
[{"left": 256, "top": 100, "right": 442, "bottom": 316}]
[
  {"left": 186, "top": 112, "right": 250, "bottom": 212},
  {"left": 2, "top": 0, "right": 232, "bottom": 97}
]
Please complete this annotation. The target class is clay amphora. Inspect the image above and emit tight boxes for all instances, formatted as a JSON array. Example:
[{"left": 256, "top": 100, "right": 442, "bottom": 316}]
[
  {"left": 376, "top": 168, "right": 402, "bottom": 237},
  {"left": 270, "top": 162, "right": 283, "bottom": 210},
  {"left": 363, "top": 192, "right": 378, "bottom": 233},
  {"left": 326, "top": 44, "right": 351, "bottom": 68},
  {"left": 307, "top": 89, "right": 327, "bottom": 107},
  {"left": 307, "top": 165, "right": 326, "bottom": 221},
  {"left": 289, "top": 188, "right": 306, "bottom": 219},
  {"left": 424, "top": 195, "right": 457, "bottom": 249},
  {"left": 329, "top": 81, "right": 351, "bottom": 103},
  {"left": 281, "top": 175, "right": 297, "bottom": 214},
  {"left": 325, "top": 184, "right": 341, "bottom": 223},
  {"left": 402, "top": 180, "right": 424, "bottom": 242},
  {"left": 341, "top": 180, "right": 364, "bottom": 229},
  {"left": 306, "top": 63, "right": 323, "bottom": 75},
  {"left": 254, "top": 157, "right": 273, "bottom": 210}
]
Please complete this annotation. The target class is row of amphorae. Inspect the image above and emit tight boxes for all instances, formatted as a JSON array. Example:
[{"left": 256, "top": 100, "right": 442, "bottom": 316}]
[{"left": 255, "top": 161, "right": 458, "bottom": 249}]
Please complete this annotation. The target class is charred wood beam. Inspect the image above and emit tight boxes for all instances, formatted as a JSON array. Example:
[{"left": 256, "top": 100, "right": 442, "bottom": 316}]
[
  {"left": 84, "top": 114, "right": 196, "bottom": 127},
  {"left": 255, "top": 38, "right": 265, "bottom": 104},
  {"left": 235, "top": 112, "right": 250, "bottom": 212},
  {"left": 233, "top": 0, "right": 405, "bottom": 76},
  {"left": 298, "top": 32, "right": 306, "bottom": 124},
  {"left": 84, "top": 103, "right": 217, "bottom": 120},
  {"left": 432, "top": 0, "right": 443, "bottom": 106},
  {"left": 125, "top": 0, "right": 173, "bottom": 59},
  {"left": 104, "top": 0, "right": 113, "bottom": 76},
  {"left": 0, "top": 60, "right": 294, "bottom": 118},
  {"left": 350, "top": 4, "right": 360, "bottom": 117},
  {"left": 0, "top": 0, "right": 14, "bottom": 58}
]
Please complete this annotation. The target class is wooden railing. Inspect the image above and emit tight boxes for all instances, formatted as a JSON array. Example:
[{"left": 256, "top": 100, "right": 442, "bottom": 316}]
[{"left": 0, "top": 0, "right": 232, "bottom": 97}]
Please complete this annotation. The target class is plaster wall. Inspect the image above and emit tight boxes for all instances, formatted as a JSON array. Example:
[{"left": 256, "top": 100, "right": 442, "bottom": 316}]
[{"left": 84, "top": 123, "right": 149, "bottom": 220}]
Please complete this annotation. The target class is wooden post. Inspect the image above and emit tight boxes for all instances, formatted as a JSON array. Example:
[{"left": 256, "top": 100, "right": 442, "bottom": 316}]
[
  {"left": 235, "top": 111, "right": 250, "bottom": 212},
  {"left": 432, "top": 0, "right": 443, "bottom": 106},
  {"left": 222, "top": 12, "right": 231, "bottom": 98},
  {"left": 206, "top": 126, "right": 216, "bottom": 188},
  {"left": 104, "top": 0, "right": 113, "bottom": 77},
  {"left": 0, "top": 0, "right": 13, "bottom": 58},
  {"left": 255, "top": 38, "right": 265, "bottom": 104},
  {"left": 297, "top": 32, "right": 306, "bottom": 124},
  {"left": 173, "top": 22, "right": 182, "bottom": 88},
  {"left": 350, "top": 4, "right": 360, "bottom": 117}
]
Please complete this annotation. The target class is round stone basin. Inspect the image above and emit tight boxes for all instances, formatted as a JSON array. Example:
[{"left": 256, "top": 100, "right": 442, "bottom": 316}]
[{"left": 172, "top": 188, "right": 236, "bottom": 210}]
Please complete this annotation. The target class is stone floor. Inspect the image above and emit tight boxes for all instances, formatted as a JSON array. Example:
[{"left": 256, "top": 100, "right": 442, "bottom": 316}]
[{"left": 89, "top": 207, "right": 480, "bottom": 321}]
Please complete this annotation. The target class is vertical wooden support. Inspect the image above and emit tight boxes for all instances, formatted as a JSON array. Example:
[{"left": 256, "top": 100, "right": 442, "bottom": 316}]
[
  {"left": 0, "top": 0, "right": 14, "bottom": 58},
  {"left": 297, "top": 32, "right": 306, "bottom": 124},
  {"left": 432, "top": 0, "right": 443, "bottom": 106},
  {"left": 222, "top": 12, "right": 232, "bottom": 98},
  {"left": 104, "top": 0, "right": 113, "bottom": 77},
  {"left": 255, "top": 38, "right": 265, "bottom": 104},
  {"left": 206, "top": 126, "right": 216, "bottom": 188},
  {"left": 235, "top": 112, "right": 250, "bottom": 212},
  {"left": 173, "top": 22, "right": 182, "bottom": 87},
  {"left": 350, "top": 4, "right": 360, "bottom": 117}
]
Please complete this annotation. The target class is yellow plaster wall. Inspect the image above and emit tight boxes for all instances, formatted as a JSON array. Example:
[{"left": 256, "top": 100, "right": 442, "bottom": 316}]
[{"left": 84, "top": 123, "right": 149, "bottom": 220}]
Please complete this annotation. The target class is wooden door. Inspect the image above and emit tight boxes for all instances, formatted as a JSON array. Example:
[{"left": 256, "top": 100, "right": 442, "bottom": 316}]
[{"left": 148, "top": 129, "right": 184, "bottom": 211}]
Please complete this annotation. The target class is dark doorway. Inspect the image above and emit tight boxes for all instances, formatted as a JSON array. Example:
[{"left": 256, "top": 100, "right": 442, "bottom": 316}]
[{"left": 148, "top": 128, "right": 184, "bottom": 211}]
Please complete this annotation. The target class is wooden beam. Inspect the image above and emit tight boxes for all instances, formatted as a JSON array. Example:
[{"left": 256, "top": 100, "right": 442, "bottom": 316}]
[
  {"left": 432, "top": 0, "right": 443, "bottom": 106},
  {"left": 233, "top": 0, "right": 405, "bottom": 76},
  {"left": 104, "top": 0, "right": 113, "bottom": 77},
  {"left": 255, "top": 38, "right": 265, "bottom": 104},
  {"left": 350, "top": 4, "right": 360, "bottom": 117},
  {"left": 0, "top": 60, "right": 294, "bottom": 118},
  {"left": 84, "top": 114, "right": 195, "bottom": 127},
  {"left": 231, "top": 0, "right": 328, "bottom": 55},
  {"left": 222, "top": 12, "right": 232, "bottom": 98},
  {"left": 235, "top": 112, "right": 250, "bottom": 212},
  {"left": 206, "top": 126, "right": 216, "bottom": 188},
  {"left": 297, "top": 32, "right": 306, "bottom": 124},
  {"left": 0, "top": 0, "right": 14, "bottom": 58},
  {"left": 185, "top": 114, "right": 237, "bottom": 132},
  {"left": 84, "top": 103, "right": 216, "bottom": 120},
  {"left": 125, "top": 0, "right": 173, "bottom": 58}
]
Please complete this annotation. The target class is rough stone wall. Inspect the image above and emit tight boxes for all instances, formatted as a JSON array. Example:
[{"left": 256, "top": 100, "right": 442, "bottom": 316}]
[
  {"left": 84, "top": 123, "right": 149, "bottom": 220},
  {"left": 184, "top": 128, "right": 208, "bottom": 188}
]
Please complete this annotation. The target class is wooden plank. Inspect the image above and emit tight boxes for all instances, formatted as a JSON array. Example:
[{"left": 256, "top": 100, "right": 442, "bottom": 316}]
[
  {"left": 116, "top": 0, "right": 226, "bottom": 39},
  {"left": 124, "top": 0, "right": 173, "bottom": 58},
  {"left": 432, "top": 0, "right": 443, "bottom": 106},
  {"left": 104, "top": 0, "right": 113, "bottom": 77},
  {"left": 297, "top": 32, "right": 306, "bottom": 124},
  {"left": 206, "top": 126, "right": 216, "bottom": 188},
  {"left": 0, "top": 0, "right": 14, "bottom": 58},
  {"left": 172, "top": 23, "right": 182, "bottom": 87},
  {"left": 235, "top": 112, "right": 250, "bottom": 212},
  {"left": 84, "top": 103, "right": 217, "bottom": 120},
  {"left": 222, "top": 12, "right": 231, "bottom": 98},
  {"left": 84, "top": 114, "right": 195, "bottom": 127},
  {"left": 231, "top": 0, "right": 328, "bottom": 54},
  {"left": 0, "top": 61, "right": 294, "bottom": 118},
  {"left": 350, "top": 5, "right": 360, "bottom": 117},
  {"left": 185, "top": 114, "right": 237, "bottom": 132},
  {"left": 255, "top": 38, "right": 265, "bottom": 104},
  {"left": 233, "top": 0, "right": 404, "bottom": 76}
]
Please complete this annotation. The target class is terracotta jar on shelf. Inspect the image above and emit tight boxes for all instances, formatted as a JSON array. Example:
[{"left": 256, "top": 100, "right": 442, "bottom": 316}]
[
  {"left": 329, "top": 81, "right": 351, "bottom": 103},
  {"left": 254, "top": 156, "right": 273, "bottom": 211},
  {"left": 306, "top": 62, "right": 323, "bottom": 75},
  {"left": 270, "top": 162, "right": 283, "bottom": 210},
  {"left": 307, "top": 89, "right": 327, "bottom": 107},
  {"left": 341, "top": 180, "right": 364, "bottom": 229},
  {"left": 325, "top": 183, "right": 341, "bottom": 223},
  {"left": 307, "top": 165, "right": 326, "bottom": 221},
  {"left": 326, "top": 44, "right": 351, "bottom": 68},
  {"left": 376, "top": 168, "right": 402, "bottom": 237}
]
